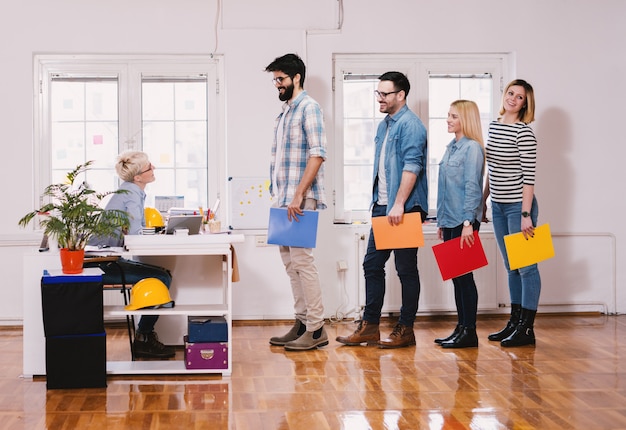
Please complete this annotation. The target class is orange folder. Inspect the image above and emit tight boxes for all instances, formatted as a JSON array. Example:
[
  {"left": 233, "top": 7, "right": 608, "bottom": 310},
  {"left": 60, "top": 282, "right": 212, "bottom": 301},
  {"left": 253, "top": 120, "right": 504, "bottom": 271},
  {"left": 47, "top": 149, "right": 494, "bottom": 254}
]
[
  {"left": 503, "top": 223, "right": 555, "bottom": 270},
  {"left": 431, "top": 231, "right": 488, "bottom": 281},
  {"left": 371, "top": 212, "right": 424, "bottom": 250}
]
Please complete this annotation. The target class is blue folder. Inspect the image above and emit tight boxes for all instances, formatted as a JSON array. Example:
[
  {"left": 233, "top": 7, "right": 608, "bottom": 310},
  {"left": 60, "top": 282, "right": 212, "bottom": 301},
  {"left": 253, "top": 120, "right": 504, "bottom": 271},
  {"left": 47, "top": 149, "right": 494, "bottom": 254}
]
[{"left": 267, "top": 207, "right": 319, "bottom": 248}]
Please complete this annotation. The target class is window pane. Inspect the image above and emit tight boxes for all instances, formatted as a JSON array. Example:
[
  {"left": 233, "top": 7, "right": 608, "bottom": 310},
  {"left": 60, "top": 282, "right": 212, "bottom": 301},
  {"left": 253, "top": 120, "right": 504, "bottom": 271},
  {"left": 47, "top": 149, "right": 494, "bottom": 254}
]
[
  {"left": 142, "top": 78, "right": 209, "bottom": 209},
  {"left": 85, "top": 122, "right": 118, "bottom": 167},
  {"left": 343, "top": 75, "right": 382, "bottom": 212},
  {"left": 175, "top": 82, "right": 207, "bottom": 121},
  {"left": 51, "top": 82, "right": 85, "bottom": 122},
  {"left": 143, "top": 122, "right": 176, "bottom": 164},
  {"left": 51, "top": 122, "right": 85, "bottom": 171},
  {"left": 428, "top": 75, "right": 493, "bottom": 215},
  {"left": 176, "top": 122, "right": 207, "bottom": 167},
  {"left": 142, "top": 82, "right": 174, "bottom": 120},
  {"left": 344, "top": 119, "right": 376, "bottom": 165},
  {"left": 344, "top": 165, "right": 372, "bottom": 212},
  {"left": 86, "top": 82, "right": 118, "bottom": 121},
  {"left": 51, "top": 80, "right": 119, "bottom": 179}
]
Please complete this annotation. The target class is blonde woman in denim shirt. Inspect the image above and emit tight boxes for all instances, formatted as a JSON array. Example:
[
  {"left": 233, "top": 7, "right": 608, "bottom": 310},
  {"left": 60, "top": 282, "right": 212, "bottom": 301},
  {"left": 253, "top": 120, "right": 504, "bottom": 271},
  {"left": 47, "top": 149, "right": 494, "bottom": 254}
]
[{"left": 435, "top": 100, "right": 485, "bottom": 348}]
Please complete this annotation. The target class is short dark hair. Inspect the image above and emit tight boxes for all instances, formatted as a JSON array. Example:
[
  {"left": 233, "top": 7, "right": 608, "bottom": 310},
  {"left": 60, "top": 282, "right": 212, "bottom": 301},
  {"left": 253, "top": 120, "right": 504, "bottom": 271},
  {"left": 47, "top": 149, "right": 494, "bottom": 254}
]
[
  {"left": 265, "top": 53, "right": 306, "bottom": 88},
  {"left": 378, "top": 71, "right": 410, "bottom": 97}
]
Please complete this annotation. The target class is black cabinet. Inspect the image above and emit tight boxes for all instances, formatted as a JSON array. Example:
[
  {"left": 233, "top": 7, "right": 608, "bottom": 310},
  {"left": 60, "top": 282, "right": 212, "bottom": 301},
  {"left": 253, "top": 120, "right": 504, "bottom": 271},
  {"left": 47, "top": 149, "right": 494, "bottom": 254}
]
[{"left": 41, "top": 270, "right": 106, "bottom": 389}]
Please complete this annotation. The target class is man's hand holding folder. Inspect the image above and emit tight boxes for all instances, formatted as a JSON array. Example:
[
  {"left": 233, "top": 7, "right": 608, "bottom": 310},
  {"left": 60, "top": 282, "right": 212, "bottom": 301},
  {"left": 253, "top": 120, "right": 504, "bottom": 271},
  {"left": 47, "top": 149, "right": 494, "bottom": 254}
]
[
  {"left": 267, "top": 207, "right": 319, "bottom": 248},
  {"left": 371, "top": 212, "right": 425, "bottom": 250}
]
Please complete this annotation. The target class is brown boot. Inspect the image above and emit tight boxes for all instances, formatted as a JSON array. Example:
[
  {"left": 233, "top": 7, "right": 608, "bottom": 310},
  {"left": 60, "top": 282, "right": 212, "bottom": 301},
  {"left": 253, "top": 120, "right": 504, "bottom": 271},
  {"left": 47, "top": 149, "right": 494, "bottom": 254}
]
[
  {"left": 269, "top": 320, "right": 306, "bottom": 346},
  {"left": 378, "top": 323, "right": 416, "bottom": 349},
  {"left": 336, "top": 320, "right": 380, "bottom": 346}
]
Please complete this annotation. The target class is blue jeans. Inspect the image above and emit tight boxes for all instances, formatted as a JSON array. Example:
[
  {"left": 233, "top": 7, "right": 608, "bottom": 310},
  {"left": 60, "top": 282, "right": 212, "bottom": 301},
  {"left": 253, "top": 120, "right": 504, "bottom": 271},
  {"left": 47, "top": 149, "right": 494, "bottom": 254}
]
[
  {"left": 491, "top": 197, "right": 541, "bottom": 310},
  {"left": 84, "top": 258, "right": 172, "bottom": 333},
  {"left": 442, "top": 222, "right": 480, "bottom": 328},
  {"left": 362, "top": 204, "right": 425, "bottom": 327}
]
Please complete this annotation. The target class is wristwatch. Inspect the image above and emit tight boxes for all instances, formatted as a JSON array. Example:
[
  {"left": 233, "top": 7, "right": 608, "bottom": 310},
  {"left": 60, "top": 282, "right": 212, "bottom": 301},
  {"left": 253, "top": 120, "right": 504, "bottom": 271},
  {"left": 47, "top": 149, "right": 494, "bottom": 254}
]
[
  {"left": 463, "top": 220, "right": 471, "bottom": 227},
  {"left": 521, "top": 211, "right": 530, "bottom": 218}
]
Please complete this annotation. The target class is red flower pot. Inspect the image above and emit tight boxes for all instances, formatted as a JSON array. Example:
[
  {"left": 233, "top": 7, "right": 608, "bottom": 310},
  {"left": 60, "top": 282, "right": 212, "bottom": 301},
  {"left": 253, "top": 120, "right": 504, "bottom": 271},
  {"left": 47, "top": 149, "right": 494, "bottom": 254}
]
[{"left": 59, "top": 248, "right": 85, "bottom": 274}]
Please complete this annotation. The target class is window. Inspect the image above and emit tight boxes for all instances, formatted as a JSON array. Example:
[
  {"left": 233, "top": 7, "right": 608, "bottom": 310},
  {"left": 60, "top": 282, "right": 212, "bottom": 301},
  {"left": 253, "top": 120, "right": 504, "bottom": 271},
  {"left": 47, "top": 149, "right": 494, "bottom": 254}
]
[
  {"left": 333, "top": 54, "right": 508, "bottom": 222},
  {"left": 35, "top": 55, "right": 224, "bottom": 211}
]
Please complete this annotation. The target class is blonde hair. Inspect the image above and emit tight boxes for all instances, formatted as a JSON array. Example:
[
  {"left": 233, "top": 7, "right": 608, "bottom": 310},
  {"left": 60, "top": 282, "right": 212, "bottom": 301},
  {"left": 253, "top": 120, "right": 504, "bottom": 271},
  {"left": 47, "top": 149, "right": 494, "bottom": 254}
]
[
  {"left": 115, "top": 151, "right": 150, "bottom": 182},
  {"left": 451, "top": 99, "right": 484, "bottom": 150},
  {"left": 498, "top": 79, "right": 536, "bottom": 124}
]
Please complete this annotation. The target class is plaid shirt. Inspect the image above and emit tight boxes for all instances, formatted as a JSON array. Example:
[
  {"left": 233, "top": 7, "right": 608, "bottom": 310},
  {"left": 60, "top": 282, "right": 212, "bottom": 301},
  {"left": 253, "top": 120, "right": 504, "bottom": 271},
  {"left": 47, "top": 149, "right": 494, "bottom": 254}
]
[{"left": 270, "top": 91, "right": 327, "bottom": 209}]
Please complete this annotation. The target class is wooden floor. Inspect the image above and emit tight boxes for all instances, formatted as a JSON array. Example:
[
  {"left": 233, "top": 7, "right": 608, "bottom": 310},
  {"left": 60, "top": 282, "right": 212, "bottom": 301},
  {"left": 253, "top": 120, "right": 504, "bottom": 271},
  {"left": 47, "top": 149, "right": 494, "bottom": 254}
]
[{"left": 2, "top": 314, "right": 626, "bottom": 429}]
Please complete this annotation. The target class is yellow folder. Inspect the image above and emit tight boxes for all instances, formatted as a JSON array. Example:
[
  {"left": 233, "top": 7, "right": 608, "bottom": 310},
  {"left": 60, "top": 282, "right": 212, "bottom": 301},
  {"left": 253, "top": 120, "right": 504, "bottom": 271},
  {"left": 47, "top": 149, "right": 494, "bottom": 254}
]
[
  {"left": 503, "top": 223, "right": 555, "bottom": 270},
  {"left": 371, "top": 212, "right": 424, "bottom": 250}
]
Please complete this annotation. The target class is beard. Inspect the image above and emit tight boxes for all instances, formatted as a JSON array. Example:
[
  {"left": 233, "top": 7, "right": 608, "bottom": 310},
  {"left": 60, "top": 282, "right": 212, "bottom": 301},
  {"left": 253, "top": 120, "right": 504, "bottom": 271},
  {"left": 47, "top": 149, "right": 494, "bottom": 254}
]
[{"left": 278, "top": 83, "right": 295, "bottom": 102}]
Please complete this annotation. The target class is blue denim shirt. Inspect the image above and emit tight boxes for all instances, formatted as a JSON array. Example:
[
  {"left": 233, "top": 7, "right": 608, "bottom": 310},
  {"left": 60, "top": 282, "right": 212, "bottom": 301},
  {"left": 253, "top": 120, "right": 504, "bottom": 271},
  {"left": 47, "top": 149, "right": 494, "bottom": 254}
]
[
  {"left": 371, "top": 104, "right": 428, "bottom": 214},
  {"left": 88, "top": 181, "right": 145, "bottom": 247},
  {"left": 436, "top": 136, "right": 485, "bottom": 227}
]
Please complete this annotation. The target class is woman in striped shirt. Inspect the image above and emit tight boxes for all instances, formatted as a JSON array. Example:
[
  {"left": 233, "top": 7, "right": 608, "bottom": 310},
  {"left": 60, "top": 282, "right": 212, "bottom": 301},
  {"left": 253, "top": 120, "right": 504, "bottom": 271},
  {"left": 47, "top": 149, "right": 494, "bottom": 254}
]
[{"left": 482, "top": 79, "right": 541, "bottom": 347}]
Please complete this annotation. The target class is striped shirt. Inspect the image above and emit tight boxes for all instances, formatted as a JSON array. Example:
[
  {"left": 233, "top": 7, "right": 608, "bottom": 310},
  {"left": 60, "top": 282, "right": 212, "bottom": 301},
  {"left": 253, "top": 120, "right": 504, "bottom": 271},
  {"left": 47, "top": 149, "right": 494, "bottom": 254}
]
[
  {"left": 485, "top": 120, "right": 537, "bottom": 203},
  {"left": 270, "top": 91, "right": 327, "bottom": 209}
]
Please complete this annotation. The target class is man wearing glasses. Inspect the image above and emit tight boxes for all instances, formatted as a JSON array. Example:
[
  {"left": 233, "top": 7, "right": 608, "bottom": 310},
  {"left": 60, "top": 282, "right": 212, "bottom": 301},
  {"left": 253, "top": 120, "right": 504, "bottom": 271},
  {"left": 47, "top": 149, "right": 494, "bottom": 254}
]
[
  {"left": 337, "top": 71, "right": 428, "bottom": 349},
  {"left": 264, "top": 53, "right": 328, "bottom": 351}
]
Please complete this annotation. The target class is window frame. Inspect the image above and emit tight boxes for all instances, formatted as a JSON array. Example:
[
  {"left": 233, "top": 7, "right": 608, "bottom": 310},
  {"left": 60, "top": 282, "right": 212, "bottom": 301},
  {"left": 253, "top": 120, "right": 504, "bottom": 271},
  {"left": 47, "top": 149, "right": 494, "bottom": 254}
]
[
  {"left": 332, "top": 53, "right": 510, "bottom": 222},
  {"left": 33, "top": 54, "right": 225, "bottom": 215}
]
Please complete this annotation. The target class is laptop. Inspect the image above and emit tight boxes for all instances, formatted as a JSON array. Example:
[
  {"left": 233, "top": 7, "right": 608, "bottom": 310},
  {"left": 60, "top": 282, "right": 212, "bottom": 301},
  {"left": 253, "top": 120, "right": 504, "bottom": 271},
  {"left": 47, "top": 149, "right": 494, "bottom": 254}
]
[{"left": 165, "top": 215, "right": 203, "bottom": 235}]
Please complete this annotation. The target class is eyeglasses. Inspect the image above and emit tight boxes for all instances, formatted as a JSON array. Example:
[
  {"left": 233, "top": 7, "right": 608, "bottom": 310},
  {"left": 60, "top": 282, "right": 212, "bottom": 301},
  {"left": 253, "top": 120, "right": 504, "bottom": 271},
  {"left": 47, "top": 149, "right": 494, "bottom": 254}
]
[
  {"left": 139, "top": 163, "right": 154, "bottom": 175},
  {"left": 272, "top": 76, "right": 290, "bottom": 85},
  {"left": 374, "top": 90, "right": 400, "bottom": 99}
]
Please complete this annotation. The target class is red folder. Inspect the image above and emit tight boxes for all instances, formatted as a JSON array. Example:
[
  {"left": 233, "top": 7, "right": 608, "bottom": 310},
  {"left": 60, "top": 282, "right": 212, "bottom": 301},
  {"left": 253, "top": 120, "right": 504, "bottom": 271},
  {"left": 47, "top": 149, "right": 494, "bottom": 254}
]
[{"left": 431, "top": 231, "right": 488, "bottom": 281}]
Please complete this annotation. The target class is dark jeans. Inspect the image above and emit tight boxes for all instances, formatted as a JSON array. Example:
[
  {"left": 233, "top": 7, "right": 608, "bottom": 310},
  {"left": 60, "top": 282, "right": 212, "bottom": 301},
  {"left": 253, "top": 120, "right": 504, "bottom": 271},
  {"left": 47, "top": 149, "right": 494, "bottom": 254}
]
[
  {"left": 441, "top": 221, "right": 480, "bottom": 328},
  {"left": 84, "top": 258, "right": 172, "bottom": 334},
  {"left": 362, "top": 204, "right": 426, "bottom": 327}
]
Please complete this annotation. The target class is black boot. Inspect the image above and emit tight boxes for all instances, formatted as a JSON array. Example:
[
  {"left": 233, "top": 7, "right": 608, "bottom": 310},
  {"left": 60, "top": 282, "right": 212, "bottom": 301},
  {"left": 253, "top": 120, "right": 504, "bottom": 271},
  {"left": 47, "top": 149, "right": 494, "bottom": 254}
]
[
  {"left": 441, "top": 326, "right": 478, "bottom": 349},
  {"left": 501, "top": 308, "right": 536, "bottom": 347},
  {"left": 434, "top": 324, "right": 462, "bottom": 345},
  {"left": 488, "top": 304, "right": 521, "bottom": 341}
]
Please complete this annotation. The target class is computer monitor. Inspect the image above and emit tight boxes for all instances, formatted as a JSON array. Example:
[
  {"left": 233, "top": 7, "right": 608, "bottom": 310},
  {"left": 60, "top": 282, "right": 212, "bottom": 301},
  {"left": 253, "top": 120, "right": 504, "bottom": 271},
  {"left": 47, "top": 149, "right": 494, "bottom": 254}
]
[{"left": 165, "top": 215, "right": 203, "bottom": 235}]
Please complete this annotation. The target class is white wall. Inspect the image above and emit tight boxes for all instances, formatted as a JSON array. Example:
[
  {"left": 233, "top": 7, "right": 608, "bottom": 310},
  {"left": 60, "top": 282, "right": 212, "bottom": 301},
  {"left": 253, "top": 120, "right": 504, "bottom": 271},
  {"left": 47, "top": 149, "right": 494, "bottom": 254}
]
[{"left": 2, "top": 0, "right": 624, "bottom": 323}]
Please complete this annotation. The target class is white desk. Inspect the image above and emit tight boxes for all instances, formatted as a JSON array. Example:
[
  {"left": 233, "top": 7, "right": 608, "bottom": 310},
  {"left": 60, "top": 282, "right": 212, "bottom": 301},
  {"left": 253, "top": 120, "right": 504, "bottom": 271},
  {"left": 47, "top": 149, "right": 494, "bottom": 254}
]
[{"left": 23, "top": 233, "right": 244, "bottom": 377}]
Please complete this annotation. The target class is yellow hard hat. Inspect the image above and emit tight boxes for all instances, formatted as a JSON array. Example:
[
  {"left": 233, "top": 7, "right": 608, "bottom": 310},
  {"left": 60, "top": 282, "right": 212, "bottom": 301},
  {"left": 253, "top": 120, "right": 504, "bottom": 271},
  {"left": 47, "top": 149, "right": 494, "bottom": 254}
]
[
  {"left": 125, "top": 278, "right": 174, "bottom": 311},
  {"left": 144, "top": 207, "right": 165, "bottom": 227}
]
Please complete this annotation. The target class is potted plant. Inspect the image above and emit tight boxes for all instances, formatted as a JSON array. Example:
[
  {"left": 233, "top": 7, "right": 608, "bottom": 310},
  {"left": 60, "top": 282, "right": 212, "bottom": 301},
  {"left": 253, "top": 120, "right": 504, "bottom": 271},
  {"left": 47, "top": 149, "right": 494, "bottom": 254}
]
[{"left": 19, "top": 161, "right": 130, "bottom": 274}]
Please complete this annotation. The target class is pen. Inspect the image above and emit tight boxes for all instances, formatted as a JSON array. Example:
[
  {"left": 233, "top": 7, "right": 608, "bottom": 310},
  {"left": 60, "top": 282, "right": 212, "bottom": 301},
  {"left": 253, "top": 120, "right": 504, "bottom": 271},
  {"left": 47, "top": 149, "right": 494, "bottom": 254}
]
[{"left": 211, "top": 199, "right": 220, "bottom": 219}]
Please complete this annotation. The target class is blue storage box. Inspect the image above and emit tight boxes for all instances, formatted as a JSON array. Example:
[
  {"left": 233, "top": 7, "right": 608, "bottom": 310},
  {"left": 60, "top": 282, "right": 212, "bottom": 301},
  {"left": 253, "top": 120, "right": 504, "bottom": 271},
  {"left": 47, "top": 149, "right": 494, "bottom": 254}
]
[{"left": 187, "top": 316, "right": 228, "bottom": 342}]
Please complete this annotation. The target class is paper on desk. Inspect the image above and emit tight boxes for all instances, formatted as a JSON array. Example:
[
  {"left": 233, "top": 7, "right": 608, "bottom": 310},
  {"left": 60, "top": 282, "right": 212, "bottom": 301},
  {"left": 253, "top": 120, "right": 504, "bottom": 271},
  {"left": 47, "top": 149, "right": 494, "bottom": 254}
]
[{"left": 84, "top": 246, "right": 124, "bottom": 257}]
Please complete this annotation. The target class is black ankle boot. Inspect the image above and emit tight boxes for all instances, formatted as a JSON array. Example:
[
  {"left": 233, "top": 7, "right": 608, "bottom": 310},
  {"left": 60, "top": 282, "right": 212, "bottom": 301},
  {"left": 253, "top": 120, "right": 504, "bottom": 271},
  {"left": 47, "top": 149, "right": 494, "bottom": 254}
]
[
  {"left": 488, "top": 304, "right": 522, "bottom": 341},
  {"left": 501, "top": 308, "right": 536, "bottom": 347},
  {"left": 434, "top": 324, "right": 462, "bottom": 344},
  {"left": 441, "top": 326, "right": 478, "bottom": 349}
]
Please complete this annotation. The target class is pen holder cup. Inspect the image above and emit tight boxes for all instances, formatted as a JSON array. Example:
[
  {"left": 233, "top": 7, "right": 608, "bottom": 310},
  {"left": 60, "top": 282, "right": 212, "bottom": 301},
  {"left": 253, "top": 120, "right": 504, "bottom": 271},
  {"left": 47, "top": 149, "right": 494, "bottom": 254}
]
[{"left": 208, "top": 220, "right": 221, "bottom": 233}]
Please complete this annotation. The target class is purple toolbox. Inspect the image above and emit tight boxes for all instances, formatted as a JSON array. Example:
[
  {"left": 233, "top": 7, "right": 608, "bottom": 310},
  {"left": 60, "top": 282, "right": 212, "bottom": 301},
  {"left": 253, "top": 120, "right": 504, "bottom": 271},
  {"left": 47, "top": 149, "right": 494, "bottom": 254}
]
[{"left": 184, "top": 336, "right": 228, "bottom": 370}]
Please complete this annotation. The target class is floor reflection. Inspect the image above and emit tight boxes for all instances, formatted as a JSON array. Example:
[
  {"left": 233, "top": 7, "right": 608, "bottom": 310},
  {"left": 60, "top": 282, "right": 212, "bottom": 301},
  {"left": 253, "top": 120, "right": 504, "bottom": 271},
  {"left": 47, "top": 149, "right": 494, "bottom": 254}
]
[{"left": 44, "top": 378, "right": 231, "bottom": 428}]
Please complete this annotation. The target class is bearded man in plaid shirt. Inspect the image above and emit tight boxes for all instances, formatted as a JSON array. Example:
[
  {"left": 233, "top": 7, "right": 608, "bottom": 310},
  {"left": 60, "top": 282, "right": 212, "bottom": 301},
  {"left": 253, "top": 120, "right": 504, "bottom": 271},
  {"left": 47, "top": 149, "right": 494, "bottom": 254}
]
[{"left": 264, "top": 53, "right": 328, "bottom": 351}]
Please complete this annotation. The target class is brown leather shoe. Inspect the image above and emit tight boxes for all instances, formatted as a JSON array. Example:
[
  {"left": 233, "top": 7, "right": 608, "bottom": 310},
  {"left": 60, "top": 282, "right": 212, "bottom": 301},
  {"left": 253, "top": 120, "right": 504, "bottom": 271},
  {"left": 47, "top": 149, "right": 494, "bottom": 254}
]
[
  {"left": 378, "top": 323, "right": 416, "bottom": 349},
  {"left": 336, "top": 320, "right": 380, "bottom": 346}
]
